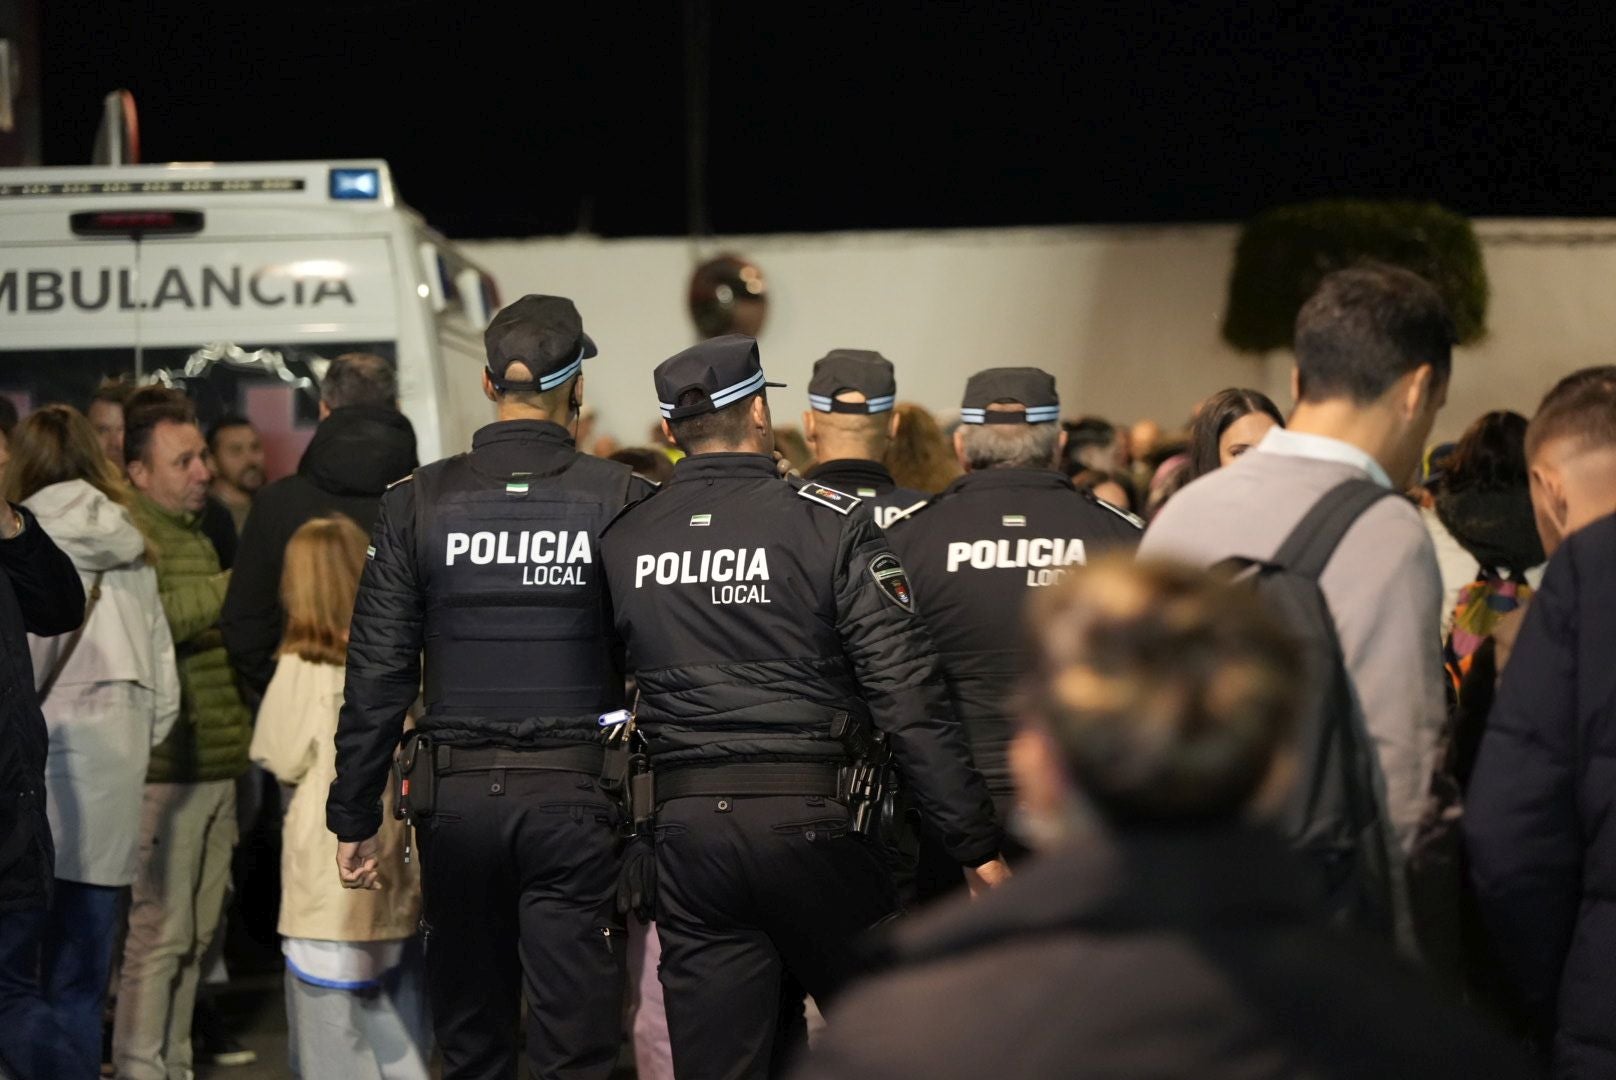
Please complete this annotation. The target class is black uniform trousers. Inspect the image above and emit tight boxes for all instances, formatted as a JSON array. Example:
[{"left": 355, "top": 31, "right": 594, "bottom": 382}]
[
  {"left": 654, "top": 794, "right": 897, "bottom": 1080},
  {"left": 416, "top": 768, "right": 626, "bottom": 1080}
]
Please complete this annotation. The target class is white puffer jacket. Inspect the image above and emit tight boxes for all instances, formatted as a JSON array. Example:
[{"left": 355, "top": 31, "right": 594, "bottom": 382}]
[{"left": 26, "top": 479, "right": 179, "bottom": 885}]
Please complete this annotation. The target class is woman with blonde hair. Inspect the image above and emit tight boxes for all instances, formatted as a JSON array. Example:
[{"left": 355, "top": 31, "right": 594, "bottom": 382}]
[
  {"left": 4, "top": 404, "right": 180, "bottom": 1077},
  {"left": 250, "top": 514, "right": 428, "bottom": 1078},
  {"left": 885, "top": 402, "right": 961, "bottom": 494}
]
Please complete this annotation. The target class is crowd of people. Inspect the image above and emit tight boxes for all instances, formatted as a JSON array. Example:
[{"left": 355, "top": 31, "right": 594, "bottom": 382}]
[{"left": 0, "top": 259, "right": 1610, "bottom": 1079}]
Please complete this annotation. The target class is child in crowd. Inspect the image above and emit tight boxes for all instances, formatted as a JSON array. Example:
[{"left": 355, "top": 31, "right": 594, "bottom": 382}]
[{"left": 250, "top": 515, "right": 429, "bottom": 1079}]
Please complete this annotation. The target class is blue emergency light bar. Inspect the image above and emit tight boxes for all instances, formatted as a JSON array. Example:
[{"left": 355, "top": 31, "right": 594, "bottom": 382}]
[{"left": 329, "top": 167, "right": 380, "bottom": 200}]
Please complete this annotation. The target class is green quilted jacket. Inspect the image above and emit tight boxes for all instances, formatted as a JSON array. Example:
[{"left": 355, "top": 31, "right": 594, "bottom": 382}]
[{"left": 131, "top": 495, "right": 251, "bottom": 783}]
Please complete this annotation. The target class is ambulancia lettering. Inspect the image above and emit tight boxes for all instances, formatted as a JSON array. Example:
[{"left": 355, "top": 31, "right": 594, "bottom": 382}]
[
  {"left": 632, "top": 548, "right": 772, "bottom": 605},
  {"left": 944, "top": 537, "right": 1088, "bottom": 587},
  {"left": 444, "top": 529, "right": 592, "bottom": 586},
  {"left": 0, "top": 265, "right": 357, "bottom": 313}
]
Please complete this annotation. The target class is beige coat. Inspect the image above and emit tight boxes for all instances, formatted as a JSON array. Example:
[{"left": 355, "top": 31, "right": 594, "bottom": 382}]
[{"left": 250, "top": 654, "right": 418, "bottom": 942}]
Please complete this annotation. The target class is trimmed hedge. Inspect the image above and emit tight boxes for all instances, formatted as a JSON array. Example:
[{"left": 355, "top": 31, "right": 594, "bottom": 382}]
[{"left": 1222, "top": 200, "right": 1488, "bottom": 353}]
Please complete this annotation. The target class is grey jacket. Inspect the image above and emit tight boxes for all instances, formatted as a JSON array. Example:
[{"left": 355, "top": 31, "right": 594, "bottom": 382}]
[{"left": 1141, "top": 442, "right": 1444, "bottom": 878}]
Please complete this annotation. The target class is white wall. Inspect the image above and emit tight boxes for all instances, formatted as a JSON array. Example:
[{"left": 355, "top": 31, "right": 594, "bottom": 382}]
[{"left": 464, "top": 219, "right": 1616, "bottom": 447}]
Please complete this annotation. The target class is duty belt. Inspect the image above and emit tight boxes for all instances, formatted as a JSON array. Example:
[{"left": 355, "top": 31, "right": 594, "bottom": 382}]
[
  {"left": 654, "top": 762, "right": 844, "bottom": 804},
  {"left": 433, "top": 743, "right": 604, "bottom": 776}
]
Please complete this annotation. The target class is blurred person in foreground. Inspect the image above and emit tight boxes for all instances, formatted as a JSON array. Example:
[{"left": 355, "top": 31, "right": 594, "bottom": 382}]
[
  {"left": 5, "top": 407, "right": 179, "bottom": 1078},
  {"left": 0, "top": 419, "right": 85, "bottom": 1080},
  {"left": 1142, "top": 263, "right": 1454, "bottom": 949},
  {"left": 222, "top": 353, "right": 417, "bottom": 699},
  {"left": 250, "top": 516, "right": 427, "bottom": 1078},
  {"left": 1185, "top": 387, "right": 1285, "bottom": 483},
  {"left": 885, "top": 402, "right": 960, "bottom": 494},
  {"left": 1465, "top": 368, "right": 1616, "bottom": 1075},
  {"left": 795, "top": 559, "right": 1534, "bottom": 1080},
  {"left": 801, "top": 349, "right": 926, "bottom": 528},
  {"left": 113, "top": 387, "right": 253, "bottom": 1080}
]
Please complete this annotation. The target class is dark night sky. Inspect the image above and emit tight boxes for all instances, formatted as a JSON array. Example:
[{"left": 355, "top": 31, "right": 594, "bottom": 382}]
[{"left": 39, "top": 3, "right": 1616, "bottom": 239}]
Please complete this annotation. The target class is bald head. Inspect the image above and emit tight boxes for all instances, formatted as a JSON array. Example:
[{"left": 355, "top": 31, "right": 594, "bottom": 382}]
[
  {"left": 803, "top": 390, "right": 899, "bottom": 463},
  {"left": 1526, "top": 367, "right": 1616, "bottom": 556}
]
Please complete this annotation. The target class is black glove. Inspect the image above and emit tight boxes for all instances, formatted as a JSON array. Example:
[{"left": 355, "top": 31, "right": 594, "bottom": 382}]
[{"left": 616, "top": 834, "right": 657, "bottom": 921}]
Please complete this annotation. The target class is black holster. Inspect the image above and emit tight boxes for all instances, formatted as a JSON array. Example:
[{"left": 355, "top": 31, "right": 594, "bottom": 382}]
[
  {"left": 831, "top": 711, "right": 897, "bottom": 839},
  {"left": 393, "top": 730, "right": 437, "bottom": 822}
]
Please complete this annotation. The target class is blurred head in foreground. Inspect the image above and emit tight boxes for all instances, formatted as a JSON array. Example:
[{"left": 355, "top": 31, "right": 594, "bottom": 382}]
[{"left": 1013, "top": 557, "right": 1302, "bottom": 842}]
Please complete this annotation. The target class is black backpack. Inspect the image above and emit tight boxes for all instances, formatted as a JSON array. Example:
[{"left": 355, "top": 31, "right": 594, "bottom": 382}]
[{"left": 1221, "top": 478, "right": 1397, "bottom": 937}]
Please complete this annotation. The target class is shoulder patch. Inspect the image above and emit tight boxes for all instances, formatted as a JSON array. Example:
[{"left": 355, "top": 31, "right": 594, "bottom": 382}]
[
  {"left": 883, "top": 499, "right": 930, "bottom": 526},
  {"left": 386, "top": 472, "right": 414, "bottom": 490},
  {"left": 1084, "top": 489, "right": 1145, "bottom": 530},
  {"left": 868, "top": 552, "right": 915, "bottom": 610},
  {"left": 796, "top": 482, "right": 862, "bottom": 515}
]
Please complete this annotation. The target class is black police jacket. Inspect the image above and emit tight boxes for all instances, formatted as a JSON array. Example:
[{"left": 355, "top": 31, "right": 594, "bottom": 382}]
[
  {"left": 599, "top": 452, "right": 1002, "bottom": 867},
  {"left": 886, "top": 468, "right": 1141, "bottom": 796},
  {"left": 803, "top": 459, "right": 927, "bottom": 530},
  {"left": 328, "top": 419, "right": 652, "bottom": 843}
]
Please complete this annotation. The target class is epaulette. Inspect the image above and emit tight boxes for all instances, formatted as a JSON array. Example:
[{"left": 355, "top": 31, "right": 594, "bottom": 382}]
[
  {"left": 1082, "top": 488, "right": 1145, "bottom": 530},
  {"left": 882, "top": 498, "right": 930, "bottom": 525},
  {"left": 794, "top": 480, "right": 862, "bottom": 515},
  {"left": 600, "top": 483, "right": 662, "bottom": 537},
  {"left": 386, "top": 472, "right": 414, "bottom": 490}
]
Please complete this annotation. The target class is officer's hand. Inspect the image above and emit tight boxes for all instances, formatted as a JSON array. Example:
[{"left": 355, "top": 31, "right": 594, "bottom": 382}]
[
  {"left": 772, "top": 451, "right": 800, "bottom": 481},
  {"left": 337, "top": 836, "right": 383, "bottom": 891},
  {"left": 964, "top": 856, "right": 1011, "bottom": 897}
]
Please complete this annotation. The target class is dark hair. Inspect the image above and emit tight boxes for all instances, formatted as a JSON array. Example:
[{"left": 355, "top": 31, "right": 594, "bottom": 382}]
[
  {"left": 1072, "top": 468, "right": 1138, "bottom": 514},
  {"left": 322, "top": 353, "right": 397, "bottom": 410},
  {"left": 206, "top": 413, "right": 254, "bottom": 451},
  {"left": 1294, "top": 263, "right": 1455, "bottom": 405},
  {"left": 1526, "top": 365, "right": 1616, "bottom": 460},
  {"left": 1188, "top": 388, "right": 1285, "bottom": 480},
  {"left": 608, "top": 447, "right": 675, "bottom": 485},
  {"left": 1442, "top": 411, "right": 1529, "bottom": 492},
  {"left": 123, "top": 387, "right": 197, "bottom": 466},
  {"left": 0, "top": 396, "right": 17, "bottom": 437},
  {"left": 1059, "top": 417, "right": 1116, "bottom": 477},
  {"left": 90, "top": 378, "right": 134, "bottom": 409},
  {"left": 667, "top": 390, "right": 760, "bottom": 451}
]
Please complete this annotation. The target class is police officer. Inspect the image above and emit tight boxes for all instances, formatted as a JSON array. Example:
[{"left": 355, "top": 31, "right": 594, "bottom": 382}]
[
  {"left": 799, "top": 349, "right": 926, "bottom": 527},
  {"left": 328, "top": 295, "right": 652, "bottom": 1079},
  {"left": 886, "top": 367, "right": 1141, "bottom": 893},
  {"left": 598, "top": 335, "right": 1008, "bottom": 1079}
]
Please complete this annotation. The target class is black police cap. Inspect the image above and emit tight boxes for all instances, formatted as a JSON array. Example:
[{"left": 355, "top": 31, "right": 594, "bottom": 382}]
[
  {"left": 807, "top": 349, "right": 897, "bottom": 414},
  {"left": 655, "top": 335, "right": 785, "bottom": 421},
  {"left": 959, "top": 367, "right": 1061, "bottom": 425},
  {"left": 483, "top": 295, "right": 598, "bottom": 391}
]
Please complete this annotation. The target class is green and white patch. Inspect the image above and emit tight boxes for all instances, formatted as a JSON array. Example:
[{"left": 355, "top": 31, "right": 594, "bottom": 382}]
[
  {"left": 1002, "top": 514, "right": 1027, "bottom": 527},
  {"left": 366, "top": 545, "right": 376, "bottom": 560},
  {"left": 506, "top": 481, "right": 530, "bottom": 495},
  {"left": 690, "top": 513, "right": 712, "bottom": 527},
  {"left": 857, "top": 487, "right": 878, "bottom": 498}
]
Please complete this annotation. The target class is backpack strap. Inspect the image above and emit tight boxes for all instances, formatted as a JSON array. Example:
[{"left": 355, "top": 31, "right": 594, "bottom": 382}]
[
  {"left": 37, "top": 570, "right": 105, "bottom": 703},
  {"left": 1271, "top": 479, "right": 1398, "bottom": 581}
]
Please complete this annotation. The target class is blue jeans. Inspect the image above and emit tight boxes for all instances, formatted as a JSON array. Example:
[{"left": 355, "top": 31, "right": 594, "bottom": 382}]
[
  {"left": 0, "top": 901, "right": 78, "bottom": 1079},
  {"left": 44, "top": 881, "right": 125, "bottom": 1077}
]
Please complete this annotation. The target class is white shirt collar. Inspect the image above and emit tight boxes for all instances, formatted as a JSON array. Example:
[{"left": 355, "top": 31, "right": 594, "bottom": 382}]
[{"left": 1254, "top": 427, "right": 1394, "bottom": 489}]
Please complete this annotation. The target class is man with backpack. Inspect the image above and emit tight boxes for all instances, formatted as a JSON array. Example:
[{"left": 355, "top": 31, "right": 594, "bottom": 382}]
[{"left": 1141, "top": 263, "right": 1454, "bottom": 947}]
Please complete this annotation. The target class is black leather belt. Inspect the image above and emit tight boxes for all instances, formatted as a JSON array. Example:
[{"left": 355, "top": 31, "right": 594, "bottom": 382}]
[
  {"left": 433, "top": 744, "right": 603, "bottom": 776},
  {"left": 655, "top": 762, "right": 844, "bottom": 804}
]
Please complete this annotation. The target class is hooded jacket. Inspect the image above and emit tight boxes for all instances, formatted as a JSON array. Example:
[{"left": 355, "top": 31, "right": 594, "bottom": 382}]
[
  {"left": 131, "top": 493, "right": 251, "bottom": 783},
  {"left": 798, "top": 826, "right": 1534, "bottom": 1080},
  {"left": 0, "top": 505, "right": 83, "bottom": 911},
  {"left": 26, "top": 480, "right": 180, "bottom": 884},
  {"left": 221, "top": 404, "right": 418, "bottom": 696}
]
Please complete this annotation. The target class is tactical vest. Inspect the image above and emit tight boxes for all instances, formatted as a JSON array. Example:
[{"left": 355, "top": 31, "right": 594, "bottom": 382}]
[{"left": 410, "top": 450, "right": 639, "bottom": 748}]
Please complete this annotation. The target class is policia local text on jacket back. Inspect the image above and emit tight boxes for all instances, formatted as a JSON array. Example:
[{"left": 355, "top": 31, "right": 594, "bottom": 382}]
[
  {"left": 598, "top": 335, "right": 1004, "bottom": 1079},
  {"left": 327, "top": 295, "right": 652, "bottom": 1080}
]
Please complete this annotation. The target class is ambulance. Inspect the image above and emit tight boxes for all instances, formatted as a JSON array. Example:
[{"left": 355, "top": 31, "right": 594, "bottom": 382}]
[{"left": 0, "top": 159, "right": 500, "bottom": 469}]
